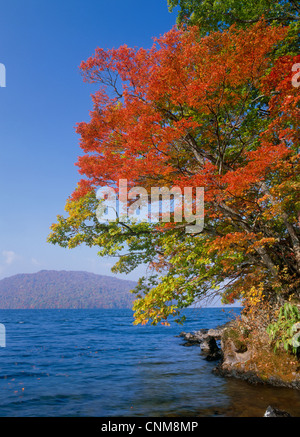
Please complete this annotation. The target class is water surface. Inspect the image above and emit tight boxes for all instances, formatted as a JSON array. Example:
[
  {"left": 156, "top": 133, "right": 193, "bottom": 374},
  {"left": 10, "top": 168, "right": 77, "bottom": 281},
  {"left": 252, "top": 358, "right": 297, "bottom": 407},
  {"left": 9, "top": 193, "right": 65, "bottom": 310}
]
[{"left": 0, "top": 308, "right": 299, "bottom": 417}]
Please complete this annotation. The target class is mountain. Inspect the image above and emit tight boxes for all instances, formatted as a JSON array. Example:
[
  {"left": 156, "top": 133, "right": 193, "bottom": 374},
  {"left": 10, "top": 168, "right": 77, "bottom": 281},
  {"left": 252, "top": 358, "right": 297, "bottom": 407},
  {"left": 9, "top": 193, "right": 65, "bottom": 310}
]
[{"left": 0, "top": 270, "right": 137, "bottom": 309}]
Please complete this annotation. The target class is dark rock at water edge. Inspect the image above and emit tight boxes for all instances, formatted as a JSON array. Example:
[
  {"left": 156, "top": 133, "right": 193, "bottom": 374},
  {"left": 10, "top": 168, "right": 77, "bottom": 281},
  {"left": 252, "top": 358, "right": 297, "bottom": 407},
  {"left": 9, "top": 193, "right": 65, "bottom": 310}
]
[
  {"left": 264, "top": 406, "right": 292, "bottom": 417},
  {"left": 178, "top": 326, "right": 225, "bottom": 361},
  {"left": 200, "top": 336, "right": 222, "bottom": 361},
  {"left": 179, "top": 325, "right": 226, "bottom": 345}
]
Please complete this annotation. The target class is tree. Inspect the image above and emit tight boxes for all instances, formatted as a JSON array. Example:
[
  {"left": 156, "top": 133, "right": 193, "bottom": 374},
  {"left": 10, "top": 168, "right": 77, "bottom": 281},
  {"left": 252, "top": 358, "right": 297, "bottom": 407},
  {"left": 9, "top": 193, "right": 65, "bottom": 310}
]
[
  {"left": 167, "top": 0, "right": 300, "bottom": 31},
  {"left": 48, "top": 20, "right": 300, "bottom": 325},
  {"left": 167, "top": 0, "right": 300, "bottom": 60}
]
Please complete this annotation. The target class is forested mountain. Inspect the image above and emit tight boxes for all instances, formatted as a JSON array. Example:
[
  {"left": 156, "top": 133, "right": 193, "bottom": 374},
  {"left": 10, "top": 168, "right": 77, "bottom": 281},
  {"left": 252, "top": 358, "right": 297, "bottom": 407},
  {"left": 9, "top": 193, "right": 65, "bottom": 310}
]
[{"left": 0, "top": 270, "right": 137, "bottom": 309}]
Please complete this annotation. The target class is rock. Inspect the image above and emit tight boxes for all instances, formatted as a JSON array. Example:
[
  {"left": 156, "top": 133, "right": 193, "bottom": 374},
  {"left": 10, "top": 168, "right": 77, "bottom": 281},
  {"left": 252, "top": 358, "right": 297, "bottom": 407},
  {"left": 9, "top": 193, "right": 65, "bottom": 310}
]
[
  {"left": 205, "top": 351, "right": 222, "bottom": 361},
  {"left": 193, "top": 329, "right": 209, "bottom": 337},
  {"left": 178, "top": 332, "right": 186, "bottom": 337},
  {"left": 220, "top": 337, "right": 251, "bottom": 368},
  {"left": 200, "top": 336, "right": 218, "bottom": 352},
  {"left": 179, "top": 326, "right": 225, "bottom": 359},
  {"left": 215, "top": 320, "right": 300, "bottom": 390},
  {"left": 207, "top": 328, "right": 224, "bottom": 340},
  {"left": 181, "top": 332, "right": 202, "bottom": 346},
  {"left": 180, "top": 330, "right": 207, "bottom": 346},
  {"left": 264, "top": 406, "right": 292, "bottom": 417},
  {"left": 178, "top": 323, "right": 232, "bottom": 361},
  {"left": 200, "top": 336, "right": 222, "bottom": 361}
]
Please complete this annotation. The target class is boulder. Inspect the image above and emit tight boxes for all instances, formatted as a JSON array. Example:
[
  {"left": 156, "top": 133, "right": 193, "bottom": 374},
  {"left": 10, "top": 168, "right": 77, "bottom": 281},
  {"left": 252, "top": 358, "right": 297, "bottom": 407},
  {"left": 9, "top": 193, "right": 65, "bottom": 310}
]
[
  {"left": 181, "top": 330, "right": 208, "bottom": 346},
  {"left": 200, "top": 336, "right": 222, "bottom": 361},
  {"left": 179, "top": 327, "right": 225, "bottom": 359},
  {"left": 264, "top": 406, "right": 292, "bottom": 417},
  {"left": 220, "top": 337, "right": 251, "bottom": 368},
  {"left": 207, "top": 327, "right": 224, "bottom": 340}
]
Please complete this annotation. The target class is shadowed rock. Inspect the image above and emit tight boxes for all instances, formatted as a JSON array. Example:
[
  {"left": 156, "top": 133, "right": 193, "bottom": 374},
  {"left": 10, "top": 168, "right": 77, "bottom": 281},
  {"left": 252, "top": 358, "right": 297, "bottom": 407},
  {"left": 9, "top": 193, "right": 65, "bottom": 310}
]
[
  {"left": 179, "top": 327, "right": 224, "bottom": 360},
  {"left": 200, "top": 336, "right": 222, "bottom": 361},
  {"left": 264, "top": 406, "right": 292, "bottom": 417}
]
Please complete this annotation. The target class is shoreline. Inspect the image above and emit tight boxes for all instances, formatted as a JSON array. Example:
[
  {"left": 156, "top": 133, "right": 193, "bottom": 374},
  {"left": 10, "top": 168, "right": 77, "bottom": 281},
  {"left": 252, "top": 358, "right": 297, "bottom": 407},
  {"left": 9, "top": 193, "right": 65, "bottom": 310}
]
[
  {"left": 178, "top": 319, "right": 300, "bottom": 391},
  {"left": 178, "top": 319, "right": 300, "bottom": 416}
]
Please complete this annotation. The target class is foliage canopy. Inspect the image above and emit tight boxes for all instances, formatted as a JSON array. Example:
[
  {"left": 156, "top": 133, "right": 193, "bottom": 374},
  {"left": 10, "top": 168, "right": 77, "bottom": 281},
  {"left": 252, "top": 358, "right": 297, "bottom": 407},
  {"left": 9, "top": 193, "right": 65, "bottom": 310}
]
[{"left": 48, "top": 15, "right": 300, "bottom": 325}]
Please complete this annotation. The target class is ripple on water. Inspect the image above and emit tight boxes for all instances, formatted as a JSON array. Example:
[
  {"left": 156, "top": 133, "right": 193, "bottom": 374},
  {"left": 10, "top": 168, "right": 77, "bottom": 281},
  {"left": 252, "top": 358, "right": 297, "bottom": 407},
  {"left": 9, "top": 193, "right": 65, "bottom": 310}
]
[{"left": 0, "top": 308, "right": 299, "bottom": 417}]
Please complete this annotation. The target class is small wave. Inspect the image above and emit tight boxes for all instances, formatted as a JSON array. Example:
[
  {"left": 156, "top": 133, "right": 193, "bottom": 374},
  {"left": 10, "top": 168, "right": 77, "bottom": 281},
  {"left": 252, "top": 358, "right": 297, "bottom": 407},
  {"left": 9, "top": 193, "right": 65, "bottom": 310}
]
[{"left": 0, "top": 371, "right": 48, "bottom": 379}]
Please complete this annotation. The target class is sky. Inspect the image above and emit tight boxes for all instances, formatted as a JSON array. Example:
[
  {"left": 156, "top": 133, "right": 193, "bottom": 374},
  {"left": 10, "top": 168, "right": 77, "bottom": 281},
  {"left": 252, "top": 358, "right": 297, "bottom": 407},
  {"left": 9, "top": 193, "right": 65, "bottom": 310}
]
[{"left": 0, "top": 0, "right": 181, "bottom": 282}]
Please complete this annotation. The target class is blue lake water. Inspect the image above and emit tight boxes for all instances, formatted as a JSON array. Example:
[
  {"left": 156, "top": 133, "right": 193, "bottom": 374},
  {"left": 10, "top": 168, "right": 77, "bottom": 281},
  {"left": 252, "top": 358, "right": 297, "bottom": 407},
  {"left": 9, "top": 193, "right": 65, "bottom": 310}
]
[{"left": 0, "top": 307, "right": 300, "bottom": 417}]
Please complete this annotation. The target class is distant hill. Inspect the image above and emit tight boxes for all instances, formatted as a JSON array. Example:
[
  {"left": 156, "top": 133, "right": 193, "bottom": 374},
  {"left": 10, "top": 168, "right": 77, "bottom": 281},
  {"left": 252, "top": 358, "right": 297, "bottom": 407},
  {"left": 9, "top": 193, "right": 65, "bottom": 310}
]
[{"left": 0, "top": 270, "right": 137, "bottom": 309}]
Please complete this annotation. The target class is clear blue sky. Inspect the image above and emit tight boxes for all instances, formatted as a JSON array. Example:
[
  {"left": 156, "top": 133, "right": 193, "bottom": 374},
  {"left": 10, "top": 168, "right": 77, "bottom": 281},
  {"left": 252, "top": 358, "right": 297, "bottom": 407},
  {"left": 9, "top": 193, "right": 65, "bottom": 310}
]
[{"left": 0, "top": 0, "right": 178, "bottom": 281}]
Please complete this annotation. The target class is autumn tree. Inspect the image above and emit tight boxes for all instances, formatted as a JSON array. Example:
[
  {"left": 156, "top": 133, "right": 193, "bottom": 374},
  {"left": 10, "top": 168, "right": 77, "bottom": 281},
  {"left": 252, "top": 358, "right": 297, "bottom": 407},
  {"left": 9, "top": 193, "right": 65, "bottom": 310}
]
[{"left": 48, "top": 20, "right": 300, "bottom": 325}]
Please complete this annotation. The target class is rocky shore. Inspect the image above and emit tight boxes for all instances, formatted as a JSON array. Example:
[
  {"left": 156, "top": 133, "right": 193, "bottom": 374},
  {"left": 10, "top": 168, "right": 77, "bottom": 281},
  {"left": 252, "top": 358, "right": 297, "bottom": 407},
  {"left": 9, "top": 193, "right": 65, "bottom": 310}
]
[
  {"left": 178, "top": 325, "right": 226, "bottom": 361},
  {"left": 178, "top": 318, "right": 300, "bottom": 390},
  {"left": 178, "top": 320, "right": 300, "bottom": 416}
]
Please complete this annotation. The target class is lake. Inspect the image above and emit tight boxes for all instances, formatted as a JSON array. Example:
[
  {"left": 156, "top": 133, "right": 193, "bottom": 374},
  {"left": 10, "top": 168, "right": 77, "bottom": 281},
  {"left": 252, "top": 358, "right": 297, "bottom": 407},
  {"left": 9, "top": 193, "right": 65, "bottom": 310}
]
[{"left": 0, "top": 307, "right": 300, "bottom": 417}]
